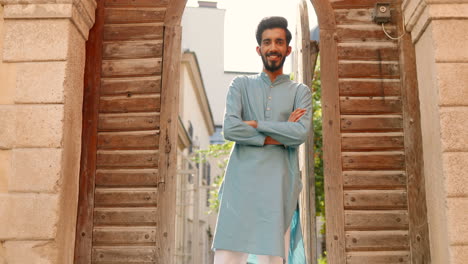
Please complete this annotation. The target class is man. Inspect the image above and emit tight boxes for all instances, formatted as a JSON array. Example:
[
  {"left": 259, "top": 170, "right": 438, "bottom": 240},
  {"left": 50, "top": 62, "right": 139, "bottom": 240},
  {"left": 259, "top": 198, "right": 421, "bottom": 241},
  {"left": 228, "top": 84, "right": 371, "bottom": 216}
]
[{"left": 212, "top": 16, "right": 311, "bottom": 264}]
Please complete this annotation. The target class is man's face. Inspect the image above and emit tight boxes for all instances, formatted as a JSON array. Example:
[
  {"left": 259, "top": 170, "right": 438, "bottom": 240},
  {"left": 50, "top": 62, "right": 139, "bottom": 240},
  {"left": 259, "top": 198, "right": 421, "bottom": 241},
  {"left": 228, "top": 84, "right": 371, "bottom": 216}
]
[{"left": 256, "top": 28, "right": 292, "bottom": 73}]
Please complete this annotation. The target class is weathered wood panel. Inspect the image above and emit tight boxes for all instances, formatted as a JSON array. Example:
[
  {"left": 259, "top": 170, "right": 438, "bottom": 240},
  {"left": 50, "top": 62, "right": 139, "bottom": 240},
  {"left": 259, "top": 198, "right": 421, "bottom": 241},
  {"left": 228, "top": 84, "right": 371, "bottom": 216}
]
[
  {"left": 335, "top": 9, "right": 372, "bottom": 24},
  {"left": 101, "top": 77, "right": 161, "bottom": 95},
  {"left": 341, "top": 132, "right": 404, "bottom": 150},
  {"left": 94, "top": 208, "right": 158, "bottom": 225},
  {"left": 105, "top": 8, "right": 165, "bottom": 24},
  {"left": 316, "top": 0, "right": 423, "bottom": 262},
  {"left": 105, "top": 0, "right": 169, "bottom": 7},
  {"left": 342, "top": 152, "right": 405, "bottom": 170},
  {"left": 95, "top": 169, "right": 159, "bottom": 187},
  {"left": 103, "top": 40, "right": 163, "bottom": 59},
  {"left": 97, "top": 131, "right": 160, "bottom": 150},
  {"left": 398, "top": 4, "right": 432, "bottom": 262},
  {"left": 103, "top": 24, "right": 164, "bottom": 41},
  {"left": 340, "top": 97, "right": 402, "bottom": 114},
  {"left": 331, "top": 0, "right": 402, "bottom": 9},
  {"left": 346, "top": 251, "right": 410, "bottom": 264},
  {"left": 344, "top": 190, "right": 407, "bottom": 209},
  {"left": 92, "top": 246, "right": 156, "bottom": 263},
  {"left": 338, "top": 43, "right": 398, "bottom": 61},
  {"left": 345, "top": 230, "right": 409, "bottom": 251},
  {"left": 341, "top": 115, "right": 403, "bottom": 132},
  {"left": 76, "top": 0, "right": 174, "bottom": 263},
  {"left": 155, "top": 7, "right": 184, "bottom": 262},
  {"left": 336, "top": 25, "right": 398, "bottom": 42},
  {"left": 343, "top": 171, "right": 406, "bottom": 188},
  {"left": 98, "top": 113, "right": 160, "bottom": 131},
  {"left": 74, "top": 1, "right": 105, "bottom": 262},
  {"left": 339, "top": 79, "right": 401, "bottom": 96},
  {"left": 101, "top": 58, "right": 162, "bottom": 77},
  {"left": 294, "top": 2, "right": 316, "bottom": 263},
  {"left": 320, "top": 17, "right": 348, "bottom": 264},
  {"left": 97, "top": 150, "right": 159, "bottom": 168},
  {"left": 99, "top": 95, "right": 161, "bottom": 113},
  {"left": 345, "top": 210, "right": 409, "bottom": 230},
  {"left": 339, "top": 62, "right": 400, "bottom": 79},
  {"left": 93, "top": 227, "right": 157, "bottom": 244},
  {"left": 94, "top": 188, "right": 158, "bottom": 207}
]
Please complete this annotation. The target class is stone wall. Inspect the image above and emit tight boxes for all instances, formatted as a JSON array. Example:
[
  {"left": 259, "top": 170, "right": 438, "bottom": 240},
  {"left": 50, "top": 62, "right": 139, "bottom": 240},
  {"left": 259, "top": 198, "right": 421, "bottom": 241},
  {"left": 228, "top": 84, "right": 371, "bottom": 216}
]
[
  {"left": 0, "top": 1, "right": 96, "bottom": 263},
  {"left": 402, "top": 0, "right": 468, "bottom": 263}
]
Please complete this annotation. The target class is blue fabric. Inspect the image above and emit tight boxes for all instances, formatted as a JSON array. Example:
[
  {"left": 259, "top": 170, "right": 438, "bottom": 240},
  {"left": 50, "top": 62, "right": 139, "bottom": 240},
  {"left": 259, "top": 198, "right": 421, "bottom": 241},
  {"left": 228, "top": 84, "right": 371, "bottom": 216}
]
[
  {"left": 246, "top": 205, "right": 306, "bottom": 264},
  {"left": 211, "top": 72, "right": 311, "bottom": 263}
]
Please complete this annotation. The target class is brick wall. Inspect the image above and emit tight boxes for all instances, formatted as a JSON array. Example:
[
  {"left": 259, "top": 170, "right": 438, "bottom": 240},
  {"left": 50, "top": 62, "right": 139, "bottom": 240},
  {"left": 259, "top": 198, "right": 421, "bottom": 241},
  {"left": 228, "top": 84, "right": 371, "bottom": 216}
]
[
  {"left": 0, "top": 1, "right": 96, "bottom": 263},
  {"left": 402, "top": 1, "right": 468, "bottom": 263}
]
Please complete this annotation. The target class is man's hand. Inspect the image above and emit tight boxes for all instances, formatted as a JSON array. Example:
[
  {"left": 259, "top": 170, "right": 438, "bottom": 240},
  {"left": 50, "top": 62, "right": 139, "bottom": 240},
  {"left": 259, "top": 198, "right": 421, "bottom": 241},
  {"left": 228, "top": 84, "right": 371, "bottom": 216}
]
[
  {"left": 288, "top": 108, "right": 306, "bottom": 122},
  {"left": 243, "top": 120, "right": 258, "bottom": 128},
  {"left": 264, "top": 136, "right": 282, "bottom": 145}
]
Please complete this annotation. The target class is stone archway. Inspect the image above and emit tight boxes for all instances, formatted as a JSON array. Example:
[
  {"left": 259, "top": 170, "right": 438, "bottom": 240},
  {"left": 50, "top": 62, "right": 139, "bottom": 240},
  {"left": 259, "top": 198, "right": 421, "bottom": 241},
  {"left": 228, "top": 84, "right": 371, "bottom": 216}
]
[{"left": 73, "top": 0, "right": 431, "bottom": 263}]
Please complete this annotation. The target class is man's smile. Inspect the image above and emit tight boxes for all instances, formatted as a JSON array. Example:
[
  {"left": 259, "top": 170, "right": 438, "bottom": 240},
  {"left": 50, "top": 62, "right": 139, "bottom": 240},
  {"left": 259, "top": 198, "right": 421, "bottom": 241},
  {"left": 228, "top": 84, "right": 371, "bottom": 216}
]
[{"left": 266, "top": 53, "right": 282, "bottom": 61}]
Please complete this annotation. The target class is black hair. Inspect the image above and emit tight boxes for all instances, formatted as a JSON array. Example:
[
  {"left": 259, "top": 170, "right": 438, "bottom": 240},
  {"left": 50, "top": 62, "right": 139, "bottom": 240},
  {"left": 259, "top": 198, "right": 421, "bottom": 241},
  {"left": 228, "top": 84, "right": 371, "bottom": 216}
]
[{"left": 255, "top": 16, "right": 292, "bottom": 46}]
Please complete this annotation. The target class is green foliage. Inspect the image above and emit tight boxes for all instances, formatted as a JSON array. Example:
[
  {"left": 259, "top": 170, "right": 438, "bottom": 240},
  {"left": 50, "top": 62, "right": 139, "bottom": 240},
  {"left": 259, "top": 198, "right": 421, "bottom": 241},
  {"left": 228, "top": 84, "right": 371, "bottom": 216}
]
[
  {"left": 312, "top": 59, "right": 325, "bottom": 219},
  {"left": 312, "top": 59, "right": 327, "bottom": 262},
  {"left": 318, "top": 251, "right": 328, "bottom": 264},
  {"left": 193, "top": 141, "right": 234, "bottom": 214}
]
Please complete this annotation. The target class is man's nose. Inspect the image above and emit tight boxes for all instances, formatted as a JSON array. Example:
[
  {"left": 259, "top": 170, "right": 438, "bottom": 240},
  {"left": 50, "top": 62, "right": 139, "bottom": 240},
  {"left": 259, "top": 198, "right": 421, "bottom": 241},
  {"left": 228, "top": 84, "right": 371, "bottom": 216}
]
[{"left": 270, "top": 43, "right": 279, "bottom": 52}]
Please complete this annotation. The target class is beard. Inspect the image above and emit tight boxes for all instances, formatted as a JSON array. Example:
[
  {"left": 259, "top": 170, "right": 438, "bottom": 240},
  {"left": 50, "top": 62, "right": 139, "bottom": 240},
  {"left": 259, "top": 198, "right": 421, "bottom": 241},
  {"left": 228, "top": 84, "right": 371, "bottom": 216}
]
[{"left": 261, "top": 52, "right": 287, "bottom": 72}]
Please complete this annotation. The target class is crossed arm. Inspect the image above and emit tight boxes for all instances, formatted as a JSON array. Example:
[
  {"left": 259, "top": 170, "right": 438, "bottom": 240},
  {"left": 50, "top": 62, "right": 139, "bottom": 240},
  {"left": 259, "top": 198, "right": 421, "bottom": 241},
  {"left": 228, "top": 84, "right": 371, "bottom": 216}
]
[
  {"left": 243, "top": 108, "right": 307, "bottom": 145},
  {"left": 223, "top": 77, "right": 312, "bottom": 147}
]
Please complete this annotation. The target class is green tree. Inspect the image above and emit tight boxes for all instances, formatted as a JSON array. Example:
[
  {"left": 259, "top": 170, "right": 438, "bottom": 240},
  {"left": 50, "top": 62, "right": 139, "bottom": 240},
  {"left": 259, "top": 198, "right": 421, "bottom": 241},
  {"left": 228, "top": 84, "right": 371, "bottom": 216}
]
[
  {"left": 312, "top": 60, "right": 325, "bottom": 218},
  {"left": 192, "top": 141, "right": 234, "bottom": 213}
]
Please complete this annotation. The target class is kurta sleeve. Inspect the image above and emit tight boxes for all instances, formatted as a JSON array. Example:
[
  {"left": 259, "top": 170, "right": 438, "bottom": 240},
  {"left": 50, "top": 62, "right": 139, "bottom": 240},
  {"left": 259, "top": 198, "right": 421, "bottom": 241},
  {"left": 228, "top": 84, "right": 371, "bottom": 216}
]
[
  {"left": 222, "top": 77, "right": 266, "bottom": 146},
  {"left": 256, "top": 84, "right": 312, "bottom": 147}
]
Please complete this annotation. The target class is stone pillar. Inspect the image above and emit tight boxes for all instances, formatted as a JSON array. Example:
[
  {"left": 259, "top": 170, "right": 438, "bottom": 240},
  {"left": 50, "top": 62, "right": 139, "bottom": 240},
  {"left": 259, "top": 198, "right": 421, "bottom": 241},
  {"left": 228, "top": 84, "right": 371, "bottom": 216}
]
[
  {"left": 0, "top": 0, "right": 96, "bottom": 263},
  {"left": 402, "top": 1, "right": 468, "bottom": 263}
]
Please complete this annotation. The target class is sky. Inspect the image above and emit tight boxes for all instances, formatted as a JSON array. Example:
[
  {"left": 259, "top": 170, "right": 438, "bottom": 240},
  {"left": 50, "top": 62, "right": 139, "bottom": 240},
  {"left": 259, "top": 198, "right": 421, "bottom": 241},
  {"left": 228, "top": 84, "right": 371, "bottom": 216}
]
[{"left": 186, "top": 0, "right": 318, "bottom": 73}]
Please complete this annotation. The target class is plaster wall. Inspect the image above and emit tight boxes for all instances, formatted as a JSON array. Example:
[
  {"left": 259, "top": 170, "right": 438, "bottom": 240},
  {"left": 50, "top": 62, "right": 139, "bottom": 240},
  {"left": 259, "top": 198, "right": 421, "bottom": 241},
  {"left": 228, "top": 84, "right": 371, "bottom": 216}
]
[
  {"left": 180, "top": 62, "right": 218, "bottom": 226},
  {"left": 182, "top": 6, "right": 227, "bottom": 125},
  {"left": 181, "top": 63, "right": 213, "bottom": 148},
  {"left": 403, "top": 1, "right": 468, "bottom": 263},
  {"left": 0, "top": 0, "right": 96, "bottom": 263},
  {"left": 176, "top": 61, "right": 219, "bottom": 264}
]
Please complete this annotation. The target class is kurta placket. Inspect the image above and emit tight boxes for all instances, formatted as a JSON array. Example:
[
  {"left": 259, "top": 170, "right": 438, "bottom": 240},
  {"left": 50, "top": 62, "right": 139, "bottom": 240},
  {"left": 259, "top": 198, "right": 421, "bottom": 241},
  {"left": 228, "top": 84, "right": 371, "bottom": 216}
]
[{"left": 212, "top": 72, "right": 311, "bottom": 264}]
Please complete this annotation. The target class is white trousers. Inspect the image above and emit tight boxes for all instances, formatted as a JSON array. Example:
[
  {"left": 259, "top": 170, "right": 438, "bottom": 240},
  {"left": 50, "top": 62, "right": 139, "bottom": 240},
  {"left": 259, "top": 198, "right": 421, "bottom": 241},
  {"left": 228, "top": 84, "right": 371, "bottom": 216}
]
[{"left": 213, "top": 225, "right": 291, "bottom": 264}]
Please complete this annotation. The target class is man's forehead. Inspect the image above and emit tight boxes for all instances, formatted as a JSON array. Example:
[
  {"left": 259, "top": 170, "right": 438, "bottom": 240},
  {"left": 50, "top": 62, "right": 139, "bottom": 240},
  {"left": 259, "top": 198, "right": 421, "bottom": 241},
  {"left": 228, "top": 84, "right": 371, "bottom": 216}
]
[{"left": 261, "top": 28, "right": 287, "bottom": 40}]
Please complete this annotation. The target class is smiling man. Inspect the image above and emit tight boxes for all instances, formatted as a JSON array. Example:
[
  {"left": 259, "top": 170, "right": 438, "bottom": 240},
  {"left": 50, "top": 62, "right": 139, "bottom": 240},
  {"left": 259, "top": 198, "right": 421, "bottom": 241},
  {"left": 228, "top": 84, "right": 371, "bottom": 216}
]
[{"left": 211, "top": 17, "right": 311, "bottom": 264}]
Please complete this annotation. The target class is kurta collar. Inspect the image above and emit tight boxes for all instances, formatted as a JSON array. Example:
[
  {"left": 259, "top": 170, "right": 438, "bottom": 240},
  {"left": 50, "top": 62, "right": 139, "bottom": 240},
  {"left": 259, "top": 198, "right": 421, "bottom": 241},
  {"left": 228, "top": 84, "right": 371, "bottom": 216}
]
[{"left": 260, "top": 71, "right": 290, "bottom": 86}]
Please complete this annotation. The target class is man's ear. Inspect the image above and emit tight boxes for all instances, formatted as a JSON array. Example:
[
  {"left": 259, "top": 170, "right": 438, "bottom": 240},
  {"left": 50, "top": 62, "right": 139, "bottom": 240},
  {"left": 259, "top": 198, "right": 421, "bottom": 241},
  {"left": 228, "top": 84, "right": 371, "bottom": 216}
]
[
  {"left": 256, "top": 46, "right": 261, "bottom": 56},
  {"left": 286, "top": 46, "right": 292, "bottom": 56}
]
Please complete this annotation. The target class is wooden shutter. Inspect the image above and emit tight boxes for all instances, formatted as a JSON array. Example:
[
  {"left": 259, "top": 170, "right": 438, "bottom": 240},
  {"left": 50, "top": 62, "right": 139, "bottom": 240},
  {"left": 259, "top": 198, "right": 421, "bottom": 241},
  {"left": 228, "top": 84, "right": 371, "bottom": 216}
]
[
  {"left": 294, "top": 1, "right": 319, "bottom": 263},
  {"left": 74, "top": 0, "right": 182, "bottom": 263},
  {"left": 320, "top": 0, "right": 431, "bottom": 263}
]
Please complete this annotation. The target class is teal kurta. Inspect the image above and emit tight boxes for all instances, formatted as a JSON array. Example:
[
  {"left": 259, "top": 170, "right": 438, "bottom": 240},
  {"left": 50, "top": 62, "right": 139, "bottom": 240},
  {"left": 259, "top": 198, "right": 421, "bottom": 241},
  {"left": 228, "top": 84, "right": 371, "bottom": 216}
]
[{"left": 212, "top": 72, "right": 312, "bottom": 263}]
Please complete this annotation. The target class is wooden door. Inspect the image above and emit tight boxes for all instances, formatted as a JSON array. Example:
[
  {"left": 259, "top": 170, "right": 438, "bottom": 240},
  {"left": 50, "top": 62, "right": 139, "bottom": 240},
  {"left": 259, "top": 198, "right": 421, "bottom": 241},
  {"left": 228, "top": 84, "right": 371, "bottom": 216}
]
[
  {"left": 74, "top": 1, "right": 184, "bottom": 263},
  {"left": 317, "top": 0, "right": 431, "bottom": 263},
  {"left": 294, "top": 1, "right": 319, "bottom": 263}
]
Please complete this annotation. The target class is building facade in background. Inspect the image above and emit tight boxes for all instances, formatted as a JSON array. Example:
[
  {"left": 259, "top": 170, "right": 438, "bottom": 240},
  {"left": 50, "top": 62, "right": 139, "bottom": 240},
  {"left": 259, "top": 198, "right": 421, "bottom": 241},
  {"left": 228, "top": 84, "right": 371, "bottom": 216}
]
[
  {"left": 176, "top": 51, "right": 220, "bottom": 264},
  {"left": 181, "top": 1, "right": 256, "bottom": 144}
]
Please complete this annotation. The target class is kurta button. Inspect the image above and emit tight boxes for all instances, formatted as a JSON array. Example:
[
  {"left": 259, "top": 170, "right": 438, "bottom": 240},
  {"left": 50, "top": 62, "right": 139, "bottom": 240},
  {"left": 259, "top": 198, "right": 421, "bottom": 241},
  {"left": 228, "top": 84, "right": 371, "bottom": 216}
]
[
  {"left": 267, "top": 107, "right": 271, "bottom": 110},
  {"left": 268, "top": 96, "right": 272, "bottom": 100}
]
